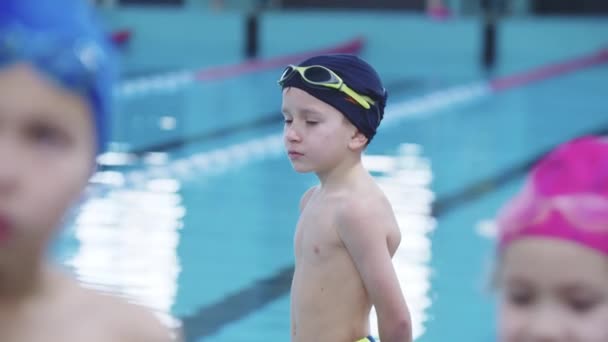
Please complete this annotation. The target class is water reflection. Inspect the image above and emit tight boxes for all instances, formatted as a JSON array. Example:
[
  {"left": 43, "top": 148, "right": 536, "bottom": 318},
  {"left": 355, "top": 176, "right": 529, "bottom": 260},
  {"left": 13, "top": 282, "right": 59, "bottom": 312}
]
[{"left": 363, "top": 143, "right": 435, "bottom": 341}]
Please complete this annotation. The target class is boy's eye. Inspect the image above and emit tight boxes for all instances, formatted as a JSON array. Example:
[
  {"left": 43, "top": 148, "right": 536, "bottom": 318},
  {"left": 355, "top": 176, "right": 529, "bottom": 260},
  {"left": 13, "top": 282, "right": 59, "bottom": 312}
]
[
  {"left": 27, "top": 123, "right": 69, "bottom": 148},
  {"left": 507, "top": 289, "right": 534, "bottom": 307},
  {"left": 568, "top": 295, "right": 601, "bottom": 314},
  {"left": 284, "top": 118, "right": 293, "bottom": 124},
  {"left": 306, "top": 121, "right": 318, "bottom": 125}
]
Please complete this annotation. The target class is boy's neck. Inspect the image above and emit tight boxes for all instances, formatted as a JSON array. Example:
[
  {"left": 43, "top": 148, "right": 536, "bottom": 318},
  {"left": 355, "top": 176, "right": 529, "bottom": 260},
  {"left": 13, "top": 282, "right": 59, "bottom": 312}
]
[{"left": 316, "top": 155, "right": 365, "bottom": 191}]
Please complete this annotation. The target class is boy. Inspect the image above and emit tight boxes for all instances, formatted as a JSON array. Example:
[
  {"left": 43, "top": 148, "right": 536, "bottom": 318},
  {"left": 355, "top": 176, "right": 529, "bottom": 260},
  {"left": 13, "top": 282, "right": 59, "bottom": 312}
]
[
  {"left": 278, "top": 54, "right": 413, "bottom": 342},
  {"left": 0, "top": 1, "right": 175, "bottom": 341}
]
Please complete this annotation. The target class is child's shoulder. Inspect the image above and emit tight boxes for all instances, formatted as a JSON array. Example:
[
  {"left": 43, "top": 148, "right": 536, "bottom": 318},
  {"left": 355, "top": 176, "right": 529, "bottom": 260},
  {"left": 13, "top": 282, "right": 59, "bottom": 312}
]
[
  {"left": 94, "top": 292, "right": 174, "bottom": 341},
  {"left": 335, "top": 185, "right": 394, "bottom": 231},
  {"left": 340, "top": 193, "right": 387, "bottom": 216},
  {"left": 347, "top": 180, "right": 390, "bottom": 209},
  {"left": 299, "top": 185, "right": 320, "bottom": 212},
  {"left": 67, "top": 280, "right": 176, "bottom": 341}
]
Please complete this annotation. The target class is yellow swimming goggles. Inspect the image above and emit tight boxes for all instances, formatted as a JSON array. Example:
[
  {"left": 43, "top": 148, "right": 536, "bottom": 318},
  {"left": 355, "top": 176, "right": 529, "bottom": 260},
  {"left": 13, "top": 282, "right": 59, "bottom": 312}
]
[{"left": 278, "top": 64, "right": 376, "bottom": 110}]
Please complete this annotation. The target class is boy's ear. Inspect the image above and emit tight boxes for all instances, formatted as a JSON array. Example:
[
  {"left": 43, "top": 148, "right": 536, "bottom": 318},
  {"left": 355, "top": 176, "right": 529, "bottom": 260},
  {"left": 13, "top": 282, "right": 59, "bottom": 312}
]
[{"left": 349, "top": 131, "right": 368, "bottom": 150}]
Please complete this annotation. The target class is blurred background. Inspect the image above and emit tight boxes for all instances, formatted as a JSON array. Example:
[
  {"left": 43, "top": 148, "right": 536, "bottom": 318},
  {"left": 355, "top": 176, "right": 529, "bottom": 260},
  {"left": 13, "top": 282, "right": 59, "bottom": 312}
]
[{"left": 57, "top": 0, "right": 607, "bottom": 340}]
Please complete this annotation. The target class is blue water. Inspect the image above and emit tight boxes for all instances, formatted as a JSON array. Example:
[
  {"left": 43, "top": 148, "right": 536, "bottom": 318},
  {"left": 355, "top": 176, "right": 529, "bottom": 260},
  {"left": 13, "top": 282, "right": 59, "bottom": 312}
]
[{"left": 54, "top": 9, "right": 608, "bottom": 342}]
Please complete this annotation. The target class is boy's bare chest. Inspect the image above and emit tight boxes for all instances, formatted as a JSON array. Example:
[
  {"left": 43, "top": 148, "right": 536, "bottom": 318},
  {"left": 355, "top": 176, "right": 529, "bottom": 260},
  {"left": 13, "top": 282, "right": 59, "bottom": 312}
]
[{"left": 294, "top": 201, "right": 342, "bottom": 261}]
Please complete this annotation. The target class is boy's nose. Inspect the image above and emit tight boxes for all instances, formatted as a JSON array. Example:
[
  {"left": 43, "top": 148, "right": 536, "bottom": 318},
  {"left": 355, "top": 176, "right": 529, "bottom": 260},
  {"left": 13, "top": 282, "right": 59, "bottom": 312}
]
[
  {"left": 284, "top": 125, "right": 301, "bottom": 142},
  {"left": 526, "top": 309, "right": 567, "bottom": 342}
]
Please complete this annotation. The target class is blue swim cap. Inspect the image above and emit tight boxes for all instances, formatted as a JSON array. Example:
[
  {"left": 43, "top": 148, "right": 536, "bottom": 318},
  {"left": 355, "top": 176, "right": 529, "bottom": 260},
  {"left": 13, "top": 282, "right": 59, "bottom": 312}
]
[
  {"left": 280, "top": 54, "right": 388, "bottom": 143},
  {"left": 0, "top": 0, "right": 117, "bottom": 154}
]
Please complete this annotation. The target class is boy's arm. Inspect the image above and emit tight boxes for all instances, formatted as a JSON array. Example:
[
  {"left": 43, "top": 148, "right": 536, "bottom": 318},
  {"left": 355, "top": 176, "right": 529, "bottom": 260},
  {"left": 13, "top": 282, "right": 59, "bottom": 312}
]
[{"left": 337, "top": 198, "right": 412, "bottom": 342}]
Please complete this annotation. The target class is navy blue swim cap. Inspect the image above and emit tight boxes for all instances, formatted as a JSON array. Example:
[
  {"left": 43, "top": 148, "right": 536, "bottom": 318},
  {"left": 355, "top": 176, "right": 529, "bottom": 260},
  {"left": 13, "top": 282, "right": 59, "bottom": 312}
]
[
  {"left": 0, "top": 0, "right": 117, "bottom": 154},
  {"left": 280, "top": 54, "right": 388, "bottom": 142}
]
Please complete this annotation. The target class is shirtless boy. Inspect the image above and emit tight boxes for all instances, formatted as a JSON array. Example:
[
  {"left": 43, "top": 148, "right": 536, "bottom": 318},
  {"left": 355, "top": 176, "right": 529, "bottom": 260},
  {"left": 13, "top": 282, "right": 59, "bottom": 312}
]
[{"left": 279, "top": 54, "right": 413, "bottom": 342}]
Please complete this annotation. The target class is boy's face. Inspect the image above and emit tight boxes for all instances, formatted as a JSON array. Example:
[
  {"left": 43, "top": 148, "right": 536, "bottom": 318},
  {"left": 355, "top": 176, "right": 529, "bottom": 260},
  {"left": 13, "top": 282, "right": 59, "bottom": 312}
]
[
  {"left": 498, "top": 238, "right": 608, "bottom": 342},
  {"left": 0, "top": 63, "right": 95, "bottom": 257},
  {"left": 281, "top": 87, "right": 366, "bottom": 174}
]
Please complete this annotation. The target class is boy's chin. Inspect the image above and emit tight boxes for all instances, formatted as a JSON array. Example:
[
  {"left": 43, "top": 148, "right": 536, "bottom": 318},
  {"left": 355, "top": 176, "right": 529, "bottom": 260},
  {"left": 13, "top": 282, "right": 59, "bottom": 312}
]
[{"left": 291, "top": 165, "right": 315, "bottom": 174}]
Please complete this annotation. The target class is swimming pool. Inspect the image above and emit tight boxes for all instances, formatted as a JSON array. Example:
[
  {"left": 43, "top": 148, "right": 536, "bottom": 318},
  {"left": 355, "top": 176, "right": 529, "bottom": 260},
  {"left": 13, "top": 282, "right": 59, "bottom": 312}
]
[{"left": 52, "top": 10, "right": 608, "bottom": 342}]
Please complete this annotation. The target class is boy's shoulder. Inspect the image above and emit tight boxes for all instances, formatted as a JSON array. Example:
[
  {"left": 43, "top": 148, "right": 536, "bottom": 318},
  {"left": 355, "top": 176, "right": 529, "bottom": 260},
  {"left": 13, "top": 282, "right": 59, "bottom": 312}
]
[
  {"left": 299, "top": 185, "right": 320, "bottom": 212},
  {"left": 345, "top": 177, "right": 389, "bottom": 207},
  {"left": 88, "top": 290, "right": 175, "bottom": 341},
  {"left": 61, "top": 276, "right": 176, "bottom": 341},
  {"left": 335, "top": 185, "right": 394, "bottom": 233}
]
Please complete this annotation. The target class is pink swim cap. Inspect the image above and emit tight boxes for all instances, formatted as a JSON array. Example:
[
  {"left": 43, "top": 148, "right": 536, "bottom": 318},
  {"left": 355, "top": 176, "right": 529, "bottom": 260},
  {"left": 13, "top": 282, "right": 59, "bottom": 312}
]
[{"left": 497, "top": 136, "right": 608, "bottom": 255}]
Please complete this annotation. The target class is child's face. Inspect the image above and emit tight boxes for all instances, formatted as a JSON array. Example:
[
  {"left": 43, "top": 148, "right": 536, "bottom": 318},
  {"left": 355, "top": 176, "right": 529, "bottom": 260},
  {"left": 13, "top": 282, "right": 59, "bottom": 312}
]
[
  {"left": 0, "top": 63, "right": 95, "bottom": 256},
  {"left": 498, "top": 238, "right": 608, "bottom": 342},
  {"left": 281, "top": 87, "right": 364, "bottom": 174}
]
